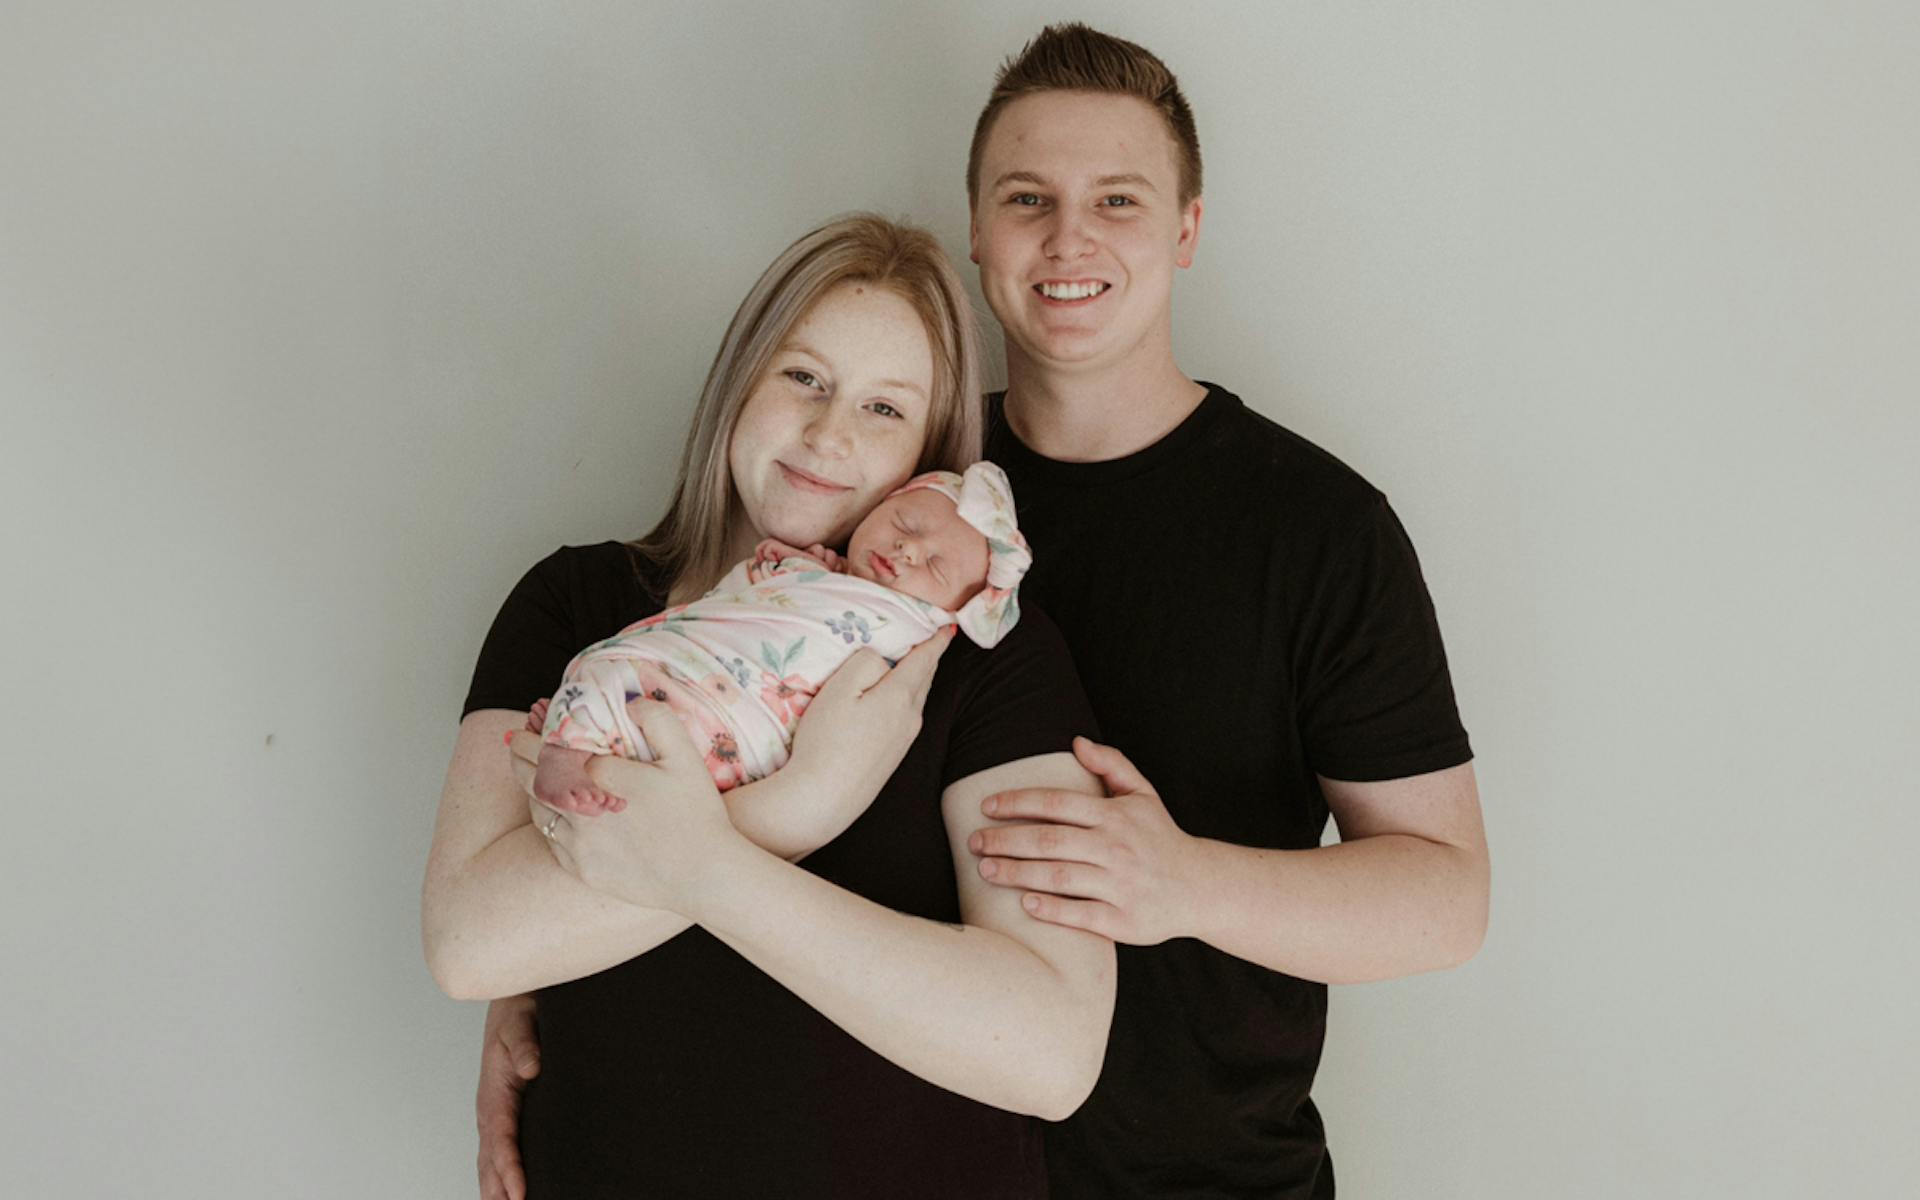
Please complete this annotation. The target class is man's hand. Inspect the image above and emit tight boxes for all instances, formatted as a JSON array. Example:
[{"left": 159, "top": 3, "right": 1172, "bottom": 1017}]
[
  {"left": 477, "top": 994, "right": 539, "bottom": 1200},
  {"left": 968, "top": 736, "right": 1202, "bottom": 944}
]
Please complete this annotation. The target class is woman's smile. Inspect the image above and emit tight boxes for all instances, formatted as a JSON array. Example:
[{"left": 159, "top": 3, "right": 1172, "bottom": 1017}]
[{"left": 777, "top": 461, "right": 852, "bottom": 494}]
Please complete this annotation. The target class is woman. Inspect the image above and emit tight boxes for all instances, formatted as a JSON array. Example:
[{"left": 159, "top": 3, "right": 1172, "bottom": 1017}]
[{"left": 422, "top": 214, "right": 1114, "bottom": 1197}]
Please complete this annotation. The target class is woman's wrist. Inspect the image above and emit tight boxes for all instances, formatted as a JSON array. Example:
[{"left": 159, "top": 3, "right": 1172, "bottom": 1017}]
[{"left": 676, "top": 827, "right": 774, "bottom": 925}]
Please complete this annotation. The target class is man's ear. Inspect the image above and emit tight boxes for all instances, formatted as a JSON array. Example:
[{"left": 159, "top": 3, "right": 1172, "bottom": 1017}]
[{"left": 1175, "top": 196, "right": 1204, "bottom": 269}]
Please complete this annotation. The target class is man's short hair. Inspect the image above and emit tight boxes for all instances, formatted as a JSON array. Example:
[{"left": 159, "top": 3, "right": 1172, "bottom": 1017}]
[{"left": 967, "top": 23, "right": 1203, "bottom": 207}]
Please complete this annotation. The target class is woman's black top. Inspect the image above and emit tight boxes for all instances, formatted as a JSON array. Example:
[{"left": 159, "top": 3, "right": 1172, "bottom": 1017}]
[{"left": 462, "top": 541, "right": 1098, "bottom": 1199}]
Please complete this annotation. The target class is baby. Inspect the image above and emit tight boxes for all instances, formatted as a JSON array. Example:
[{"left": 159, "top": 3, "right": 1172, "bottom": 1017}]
[{"left": 531, "top": 461, "right": 1031, "bottom": 814}]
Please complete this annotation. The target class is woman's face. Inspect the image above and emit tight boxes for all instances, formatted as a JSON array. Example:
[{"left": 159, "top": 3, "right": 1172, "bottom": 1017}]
[{"left": 728, "top": 282, "right": 936, "bottom": 550}]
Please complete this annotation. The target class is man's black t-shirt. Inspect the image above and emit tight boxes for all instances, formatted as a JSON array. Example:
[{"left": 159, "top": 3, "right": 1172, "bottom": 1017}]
[
  {"left": 988, "top": 384, "right": 1473, "bottom": 1199},
  {"left": 462, "top": 541, "right": 1098, "bottom": 1199}
]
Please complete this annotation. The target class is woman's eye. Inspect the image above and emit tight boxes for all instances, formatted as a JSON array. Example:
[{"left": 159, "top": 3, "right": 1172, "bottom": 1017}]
[
  {"left": 867, "top": 400, "right": 903, "bottom": 419},
  {"left": 786, "top": 369, "right": 823, "bottom": 390}
]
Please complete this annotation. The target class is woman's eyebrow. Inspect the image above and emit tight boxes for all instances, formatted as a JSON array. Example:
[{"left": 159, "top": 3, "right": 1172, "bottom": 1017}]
[{"left": 874, "top": 377, "right": 926, "bottom": 399}]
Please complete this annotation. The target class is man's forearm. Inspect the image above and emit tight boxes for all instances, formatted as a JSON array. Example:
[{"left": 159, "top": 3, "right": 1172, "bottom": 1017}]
[{"left": 1185, "top": 833, "right": 1490, "bottom": 984}]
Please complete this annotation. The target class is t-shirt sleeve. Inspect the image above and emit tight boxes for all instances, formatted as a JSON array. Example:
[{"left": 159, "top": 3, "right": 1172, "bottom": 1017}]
[
  {"left": 461, "top": 548, "right": 589, "bottom": 719},
  {"left": 1297, "top": 495, "right": 1473, "bottom": 781},
  {"left": 940, "top": 604, "right": 1100, "bottom": 789}
]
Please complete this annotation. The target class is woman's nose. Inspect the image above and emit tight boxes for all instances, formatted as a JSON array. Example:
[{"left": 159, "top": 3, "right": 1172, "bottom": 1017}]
[{"left": 803, "top": 402, "right": 854, "bottom": 457}]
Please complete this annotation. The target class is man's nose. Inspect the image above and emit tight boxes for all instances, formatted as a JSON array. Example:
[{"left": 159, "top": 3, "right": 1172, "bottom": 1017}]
[{"left": 1042, "top": 207, "right": 1094, "bottom": 259}]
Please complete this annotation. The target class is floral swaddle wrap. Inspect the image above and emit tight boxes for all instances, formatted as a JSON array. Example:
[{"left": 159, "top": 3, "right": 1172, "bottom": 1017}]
[{"left": 539, "top": 460, "right": 1035, "bottom": 791}]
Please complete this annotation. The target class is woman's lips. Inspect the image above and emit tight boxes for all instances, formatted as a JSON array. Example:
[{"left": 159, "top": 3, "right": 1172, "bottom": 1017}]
[{"left": 778, "top": 462, "right": 849, "bottom": 494}]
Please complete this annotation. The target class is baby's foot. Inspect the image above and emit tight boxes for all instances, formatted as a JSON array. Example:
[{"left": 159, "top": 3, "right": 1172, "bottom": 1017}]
[{"left": 533, "top": 745, "right": 625, "bottom": 814}]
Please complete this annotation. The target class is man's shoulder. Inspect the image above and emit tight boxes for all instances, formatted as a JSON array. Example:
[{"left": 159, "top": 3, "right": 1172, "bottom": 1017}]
[{"left": 1196, "top": 382, "right": 1386, "bottom": 519}]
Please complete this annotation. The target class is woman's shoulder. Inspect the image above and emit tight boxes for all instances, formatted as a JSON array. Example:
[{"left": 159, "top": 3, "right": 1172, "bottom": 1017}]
[
  {"left": 531, "top": 540, "right": 665, "bottom": 597},
  {"left": 461, "top": 542, "right": 665, "bottom": 719}
]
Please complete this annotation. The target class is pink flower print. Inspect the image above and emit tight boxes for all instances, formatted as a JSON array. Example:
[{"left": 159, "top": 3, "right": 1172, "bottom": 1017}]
[
  {"left": 699, "top": 671, "right": 743, "bottom": 709},
  {"left": 705, "top": 732, "right": 751, "bottom": 791},
  {"left": 759, "top": 671, "right": 813, "bottom": 729}
]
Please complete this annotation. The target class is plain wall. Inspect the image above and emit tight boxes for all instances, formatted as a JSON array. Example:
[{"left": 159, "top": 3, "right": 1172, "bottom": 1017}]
[{"left": 3, "top": 2, "right": 1915, "bottom": 1195}]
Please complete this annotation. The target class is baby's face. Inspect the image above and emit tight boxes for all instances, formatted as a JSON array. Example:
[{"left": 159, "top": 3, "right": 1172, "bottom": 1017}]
[{"left": 846, "top": 489, "right": 991, "bottom": 612}]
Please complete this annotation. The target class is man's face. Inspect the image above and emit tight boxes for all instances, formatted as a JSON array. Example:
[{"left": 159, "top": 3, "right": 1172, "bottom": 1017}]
[{"left": 970, "top": 90, "right": 1202, "bottom": 376}]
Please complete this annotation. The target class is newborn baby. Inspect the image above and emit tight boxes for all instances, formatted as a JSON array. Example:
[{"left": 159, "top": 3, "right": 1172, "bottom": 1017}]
[{"left": 532, "top": 461, "right": 1031, "bottom": 814}]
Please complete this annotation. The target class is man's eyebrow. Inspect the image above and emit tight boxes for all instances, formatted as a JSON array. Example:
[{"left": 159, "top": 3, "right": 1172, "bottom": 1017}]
[
  {"left": 989, "top": 170, "right": 1049, "bottom": 191},
  {"left": 988, "top": 169, "right": 1159, "bottom": 193}
]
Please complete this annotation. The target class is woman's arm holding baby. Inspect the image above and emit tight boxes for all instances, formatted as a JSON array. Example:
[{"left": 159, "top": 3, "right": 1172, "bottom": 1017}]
[
  {"left": 547, "top": 701, "right": 1116, "bottom": 1120},
  {"left": 421, "top": 638, "right": 950, "bottom": 1000}
]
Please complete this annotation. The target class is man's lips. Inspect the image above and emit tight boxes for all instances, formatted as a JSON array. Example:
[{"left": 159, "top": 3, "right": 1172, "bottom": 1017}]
[
  {"left": 778, "top": 462, "right": 849, "bottom": 494},
  {"left": 1032, "top": 279, "right": 1110, "bottom": 306},
  {"left": 867, "top": 550, "right": 897, "bottom": 580}
]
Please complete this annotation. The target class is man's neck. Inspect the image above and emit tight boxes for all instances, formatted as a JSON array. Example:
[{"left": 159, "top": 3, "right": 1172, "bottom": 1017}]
[{"left": 1002, "top": 349, "right": 1207, "bottom": 464}]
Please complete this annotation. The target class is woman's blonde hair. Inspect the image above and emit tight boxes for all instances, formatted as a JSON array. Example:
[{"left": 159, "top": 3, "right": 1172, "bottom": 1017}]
[{"left": 631, "top": 213, "right": 983, "bottom": 595}]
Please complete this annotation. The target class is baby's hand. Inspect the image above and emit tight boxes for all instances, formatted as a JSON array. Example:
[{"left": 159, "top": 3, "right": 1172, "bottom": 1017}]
[
  {"left": 805, "top": 543, "right": 843, "bottom": 572},
  {"left": 755, "top": 537, "right": 811, "bottom": 563},
  {"left": 526, "top": 697, "right": 550, "bottom": 734},
  {"left": 755, "top": 538, "right": 838, "bottom": 571}
]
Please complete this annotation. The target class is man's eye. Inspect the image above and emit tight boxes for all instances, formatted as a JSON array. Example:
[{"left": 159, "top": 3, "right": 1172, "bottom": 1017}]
[
  {"left": 1101, "top": 195, "right": 1134, "bottom": 207},
  {"left": 1010, "top": 193, "right": 1043, "bottom": 207},
  {"left": 787, "top": 369, "right": 823, "bottom": 390}
]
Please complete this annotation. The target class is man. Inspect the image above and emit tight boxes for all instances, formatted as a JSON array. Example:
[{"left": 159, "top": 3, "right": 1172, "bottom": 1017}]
[{"left": 476, "top": 23, "right": 1486, "bottom": 1199}]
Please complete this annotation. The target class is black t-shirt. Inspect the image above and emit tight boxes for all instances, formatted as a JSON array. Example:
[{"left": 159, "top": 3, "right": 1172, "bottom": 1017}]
[
  {"left": 987, "top": 384, "right": 1472, "bottom": 1199},
  {"left": 462, "top": 541, "right": 1099, "bottom": 1199}
]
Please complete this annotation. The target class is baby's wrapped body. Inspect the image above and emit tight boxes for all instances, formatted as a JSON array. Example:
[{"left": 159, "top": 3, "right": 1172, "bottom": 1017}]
[{"left": 543, "top": 553, "right": 950, "bottom": 791}]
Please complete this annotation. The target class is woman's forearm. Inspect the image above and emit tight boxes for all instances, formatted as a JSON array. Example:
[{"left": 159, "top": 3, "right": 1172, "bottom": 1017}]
[
  {"left": 690, "top": 835, "right": 1113, "bottom": 1120},
  {"left": 424, "top": 820, "right": 692, "bottom": 1000},
  {"left": 424, "top": 713, "right": 836, "bottom": 999},
  {"left": 675, "top": 756, "right": 1116, "bottom": 1120}
]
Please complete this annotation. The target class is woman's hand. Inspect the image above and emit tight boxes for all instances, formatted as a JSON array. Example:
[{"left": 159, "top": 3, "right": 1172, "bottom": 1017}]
[
  {"left": 504, "top": 627, "right": 953, "bottom": 867},
  {"left": 778, "top": 628, "right": 957, "bottom": 845},
  {"left": 534, "top": 701, "right": 748, "bottom": 914}
]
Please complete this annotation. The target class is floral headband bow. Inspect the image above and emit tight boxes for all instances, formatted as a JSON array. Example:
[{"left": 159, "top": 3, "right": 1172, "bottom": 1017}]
[{"left": 886, "top": 460, "right": 1031, "bottom": 648}]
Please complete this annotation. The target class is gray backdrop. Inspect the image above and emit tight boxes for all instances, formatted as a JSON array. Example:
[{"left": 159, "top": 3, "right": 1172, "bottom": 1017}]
[{"left": 3, "top": 1, "right": 1915, "bottom": 1196}]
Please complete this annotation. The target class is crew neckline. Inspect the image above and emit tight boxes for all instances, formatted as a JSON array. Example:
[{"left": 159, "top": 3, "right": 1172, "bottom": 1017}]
[{"left": 987, "top": 382, "right": 1239, "bottom": 486}]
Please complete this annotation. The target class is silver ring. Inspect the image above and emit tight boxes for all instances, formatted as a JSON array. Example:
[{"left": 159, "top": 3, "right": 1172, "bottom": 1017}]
[{"left": 541, "top": 813, "right": 562, "bottom": 839}]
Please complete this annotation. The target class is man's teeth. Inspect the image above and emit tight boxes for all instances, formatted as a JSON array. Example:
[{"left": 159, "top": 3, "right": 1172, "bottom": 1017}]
[{"left": 1038, "top": 281, "right": 1107, "bottom": 301}]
